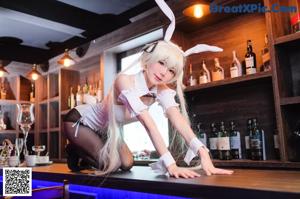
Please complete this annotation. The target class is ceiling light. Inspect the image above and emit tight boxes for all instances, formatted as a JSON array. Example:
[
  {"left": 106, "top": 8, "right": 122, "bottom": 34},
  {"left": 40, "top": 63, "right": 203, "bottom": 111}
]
[
  {"left": 27, "top": 64, "right": 41, "bottom": 81},
  {"left": 183, "top": 4, "right": 210, "bottom": 19},
  {"left": 0, "top": 65, "right": 9, "bottom": 77},
  {"left": 58, "top": 49, "right": 75, "bottom": 67}
]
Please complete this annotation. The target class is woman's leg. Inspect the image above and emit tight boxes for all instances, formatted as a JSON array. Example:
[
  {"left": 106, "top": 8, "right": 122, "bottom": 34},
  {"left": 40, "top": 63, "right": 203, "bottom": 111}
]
[
  {"left": 63, "top": 108, "right": 134, "bottom": 171},
  {"left": 64, "top": 122, "right": 104, "bottom": 169}
]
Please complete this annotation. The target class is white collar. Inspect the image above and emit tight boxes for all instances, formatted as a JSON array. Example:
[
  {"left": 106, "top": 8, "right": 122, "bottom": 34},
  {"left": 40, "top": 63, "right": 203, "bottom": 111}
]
[{"left": 135, "top": 71, "right": 157, "bottom": 97}]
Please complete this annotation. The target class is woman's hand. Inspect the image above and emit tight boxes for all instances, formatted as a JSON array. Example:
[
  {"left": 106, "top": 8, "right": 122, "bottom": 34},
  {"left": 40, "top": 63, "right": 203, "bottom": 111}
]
[
  {"left": 167, "top": 163, "right": 201, "bottom": 179},
  {"left": 199, "top": 147, "right": 234, "bottom": 176}
]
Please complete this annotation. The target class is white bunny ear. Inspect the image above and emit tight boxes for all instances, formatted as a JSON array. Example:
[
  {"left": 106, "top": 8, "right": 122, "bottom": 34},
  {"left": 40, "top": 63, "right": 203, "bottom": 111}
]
[
  {"left": 184, "top": 44, "right": 223, "bottom": 57},
  {"left": 155, "top": 0, "right": 175, "bottom": 41}
]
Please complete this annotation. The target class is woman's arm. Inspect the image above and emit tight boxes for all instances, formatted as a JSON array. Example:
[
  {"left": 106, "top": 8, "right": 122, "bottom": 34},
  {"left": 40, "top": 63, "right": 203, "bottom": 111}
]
[
  {"left": 115, "top": 75, "right": 200, "bottom": 178},
  {"left": 136, "top": 110, "right": 201, "bottom": 178},
  {"left": 166, "top": 106, "right": 233, "bottom": 176}
]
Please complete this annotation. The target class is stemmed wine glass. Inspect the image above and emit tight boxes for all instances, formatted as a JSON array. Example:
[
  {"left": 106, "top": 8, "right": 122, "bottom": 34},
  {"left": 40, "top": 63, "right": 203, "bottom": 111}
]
[
  {"left": 32, "top": 145, "right": 45, "bottom": 156},
  {"left": 17, "top": 103, "right": 34, "bottom": 156},
  {"left": 15, "top": 138, "right": 23, "bottom": 166}
]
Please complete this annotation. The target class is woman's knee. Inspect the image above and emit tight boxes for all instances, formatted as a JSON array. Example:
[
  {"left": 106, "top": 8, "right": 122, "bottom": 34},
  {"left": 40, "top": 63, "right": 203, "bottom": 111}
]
[{"left": 120, "top": 155, "right": 134, "bottom": 171}]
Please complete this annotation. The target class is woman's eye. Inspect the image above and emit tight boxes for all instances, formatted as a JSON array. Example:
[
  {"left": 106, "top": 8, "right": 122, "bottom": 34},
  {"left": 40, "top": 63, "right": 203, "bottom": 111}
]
[
  {"left": 158, "top": 61, "right": 165, "bottom": 65},
  {"left": 169, "top": 69, "right": 175, "bottom": 75}
]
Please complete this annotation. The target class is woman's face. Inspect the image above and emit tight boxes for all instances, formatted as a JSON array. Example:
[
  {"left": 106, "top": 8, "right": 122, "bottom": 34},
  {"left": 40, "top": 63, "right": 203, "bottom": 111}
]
[{"left": 145, "top": 61, "right": 175, "bottom": 86}]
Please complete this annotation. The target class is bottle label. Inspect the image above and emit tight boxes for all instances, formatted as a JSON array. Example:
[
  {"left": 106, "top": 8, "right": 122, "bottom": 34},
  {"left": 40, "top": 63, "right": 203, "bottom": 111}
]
[
  {"left": 199, "top": 75, "right": 208, "bottom": 84},
  {"left": 230, "top": 133, "right": 241, "bottom": 149},
  {"left": 274, "top": 134, "right": 279, "bottom": 149},
  {"left": 199, "top": 133, "right": 207, "bottom": 146},
  {"left": 245, "top": 57, "right": 254, "bottom": 67},
  {"left": 190, "top": 76, "right": 197, "bottom": 86},
  {"left": 245, "top": 136, "right": 250, "bottom": 149},
  {"left": 218, "top": 137, "right": 230, "bottom": 150},
  {"left": 250, "top": 138, "right": 261, "bottom": 149},
  {"left": 209, "top": 137, "right": 218, "bottom": 150},
  {"left": 230, "top": 66, "right": 239, "bottom": 78},
  {"left": 245, "top": 57, "right": 256, "bottom": 75}
]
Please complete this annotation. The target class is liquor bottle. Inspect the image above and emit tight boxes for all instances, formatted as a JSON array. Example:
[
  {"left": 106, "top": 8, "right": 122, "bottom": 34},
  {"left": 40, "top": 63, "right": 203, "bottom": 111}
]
[
  {"left": 212, "top": 58, "right": 224, "bottom": 81},
  {"left": 209, "top": 122, "right": 219, "bottom": 159},
  {"left": 30, "top": 83, "right": 35, "bottom": 103},
  {"left": 188, "top": 64, "right": 197, "bottom": 86},
  {"left": 218, "top": 121, "right": 231, "bottom": 160},
  {"left": 261, "top": 34, "right": 271, "bottom": 72},
  {"left": 273, "top": 129, "right": 280, "bottom": 160},
  {"left": 199, "top": 60, "right": 210, "bottom": 84},
  {"left": 70, "top": 87, "right": 75, "bottom": 109},
  {"left": 229, "top": 121, "right": 241, "bottom": 159},
  {"left": 245, "top": 40, "right": 257, "bottom": 75},
  {"left": 245, "top": 119, "right": 252, "bottom": 159},
  {"left": 231, "top": 50, "right": 242, "bottom": 78},
  {"left": 250, "top": 118, "right": 266, "bottom": 160},
  {"left": 196, "top": 122, "right": 207, "bottom": 147},
  {"left": 76, "top": 85, "right": 82, "bottom": 106}
]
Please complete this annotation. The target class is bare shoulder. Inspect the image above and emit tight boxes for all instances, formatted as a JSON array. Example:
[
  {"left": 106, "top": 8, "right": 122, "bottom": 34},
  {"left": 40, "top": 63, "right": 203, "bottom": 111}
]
[
  {"left": 157, "top": 84, "right": 172, "bottom": 93},
  {"left": 114, "top": 74, "right": 135, "bottom": 91}
]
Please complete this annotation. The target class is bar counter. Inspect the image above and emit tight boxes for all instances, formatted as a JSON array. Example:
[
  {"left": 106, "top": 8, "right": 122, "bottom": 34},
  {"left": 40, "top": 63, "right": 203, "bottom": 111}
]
[{"left": 29, "top": 164, "right": 300, "bottom": 199}]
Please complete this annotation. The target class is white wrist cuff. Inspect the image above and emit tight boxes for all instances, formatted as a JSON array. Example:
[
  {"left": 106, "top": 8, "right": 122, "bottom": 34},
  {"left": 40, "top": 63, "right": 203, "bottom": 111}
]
[
  {"left": 184, "top": 137, "right": 208, "bottom": 165},
  {"left": 149, "top": 151, "right": 175, "bottom": 174}
]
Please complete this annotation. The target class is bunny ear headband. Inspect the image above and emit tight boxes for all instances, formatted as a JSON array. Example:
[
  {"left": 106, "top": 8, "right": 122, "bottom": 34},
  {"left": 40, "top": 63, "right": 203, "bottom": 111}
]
[{"left": 154, "top": 0, "right": 223, "bottom": 56}]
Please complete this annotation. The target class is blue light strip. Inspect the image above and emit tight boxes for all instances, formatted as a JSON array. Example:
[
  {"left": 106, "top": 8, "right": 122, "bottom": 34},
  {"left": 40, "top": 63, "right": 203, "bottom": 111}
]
[{"left": 0, "top": 176, "right": 192, "bottom": 199}]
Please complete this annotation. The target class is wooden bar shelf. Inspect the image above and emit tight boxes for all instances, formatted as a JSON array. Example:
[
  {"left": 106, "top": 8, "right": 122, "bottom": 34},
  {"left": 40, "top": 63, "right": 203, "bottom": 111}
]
[
  {"left": 275, "top": 32, "right": 300, "bottom": 46},
  {"left": 49, "top": 96, "right": 59, "bottom": 103},
  {"left": 0, "top": 99, "right": 32, "bottom": 105},
  {"left": 280, "top": 96, "right": 300, "bottom": 106},
  {"left": 39, "top": 99, "right": 48, "bottom": 105},
  {"left": 61, "top": 109, "right": 70, "bottom": 115},
  {"left": 49, "top": 127, "right": 60, "bottom": 132},
  {"left": 184, "top": 71, "right": 272, "bottom": 92}
]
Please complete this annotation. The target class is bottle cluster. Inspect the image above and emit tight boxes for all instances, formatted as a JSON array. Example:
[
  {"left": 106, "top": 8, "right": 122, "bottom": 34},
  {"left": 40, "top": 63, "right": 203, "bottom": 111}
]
[
  {"left": 186, "top": 35, "right": 271, "bottom": 87},
  {"left": 195, "top": 118, "right": 279, "bottom": 160},
  {"left": 68, "top": 79, "right": 102, "bottom": 109}
]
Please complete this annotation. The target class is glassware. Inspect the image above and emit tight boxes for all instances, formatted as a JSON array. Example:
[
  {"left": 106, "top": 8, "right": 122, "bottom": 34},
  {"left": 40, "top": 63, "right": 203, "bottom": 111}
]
[
  {"left": 14, "top": 138, "right": 23, "bottom": 166},
  {"left": 17, "top": 103, "right": 34, "bottom": 156},
  {"left": 32, "top": 145, "right": 45, "bottom": 156}
]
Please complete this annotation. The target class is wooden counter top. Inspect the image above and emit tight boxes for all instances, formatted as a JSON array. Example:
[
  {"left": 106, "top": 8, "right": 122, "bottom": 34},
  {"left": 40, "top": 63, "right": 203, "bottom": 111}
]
[{"left": 28, "top": 164, "right": 300, "bottom": 199}]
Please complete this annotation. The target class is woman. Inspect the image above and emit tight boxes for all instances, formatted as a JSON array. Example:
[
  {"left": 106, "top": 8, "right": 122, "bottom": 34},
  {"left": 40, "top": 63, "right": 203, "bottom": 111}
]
[{"left": 63, "top": 40, "right": 233, "bottom": 178}]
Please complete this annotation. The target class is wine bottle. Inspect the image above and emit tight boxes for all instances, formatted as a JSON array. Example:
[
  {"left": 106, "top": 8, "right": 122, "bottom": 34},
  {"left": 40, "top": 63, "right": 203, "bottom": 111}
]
[
  {"left": 245, "top": 40, "right": 257, "bottom": 75},
  {"left": 261, "top": 34, "right": 271, "bottom": 72},
  {"left": 231, "top": 50, "right": 242, "bottom": 78},
  {"left": 209, "top": 122, "right": 219, "bottom": 159},
  {"left": 245, "top": 119, "right": 252, "bottom": 159},
  {"left": 196, "top": 122, "right": 207, "bottom": 147},
  {"left": 218, "top": 121, "right": 231, "bottom": 160},
  {"left": 199, "top": 60, "right": 209, "bottom": 84},
  {"left": 70, "top": 87, "right": 75, "bottom": 109},
  {"left": 188, "top": 64, "right": 197, "bottom": 86},
  {"left": 30, "top": 83, "right": 35, "bottom": 103},
  {"left": 212, "top": 58, "right": 224, "bottom": 81},
  {"left": 250, "top": 118, "right": 265, "bottom": 160},
  {"left": 76, "top": 85, "right": 82, "bottom": 106},
  {"left": 229, "top": 121, "right": 241, "bottom": 159}
]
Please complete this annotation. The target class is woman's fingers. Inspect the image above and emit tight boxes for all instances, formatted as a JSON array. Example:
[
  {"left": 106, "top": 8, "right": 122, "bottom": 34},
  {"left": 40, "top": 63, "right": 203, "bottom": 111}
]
[
  {"left": 170, "top": 168, "right": 201, "bottom": 178},
  {"left": 210, "top": 168, "right": 234, "bottom": 175}
]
